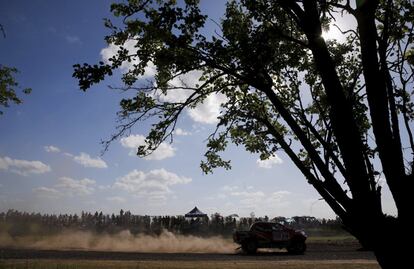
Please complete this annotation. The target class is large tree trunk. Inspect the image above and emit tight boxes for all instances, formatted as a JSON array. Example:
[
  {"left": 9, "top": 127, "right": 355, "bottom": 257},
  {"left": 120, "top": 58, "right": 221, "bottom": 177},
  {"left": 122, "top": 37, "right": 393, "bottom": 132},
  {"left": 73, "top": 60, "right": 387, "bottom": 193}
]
[
  {"left": 296, "top": 2, "right": 412, "bottom": 269},
  {"left": 347, "top": 215, "right": 411, "bottom": 269},
  {"left": 355, "top": 2, "right": 407, "bottom": 214}
]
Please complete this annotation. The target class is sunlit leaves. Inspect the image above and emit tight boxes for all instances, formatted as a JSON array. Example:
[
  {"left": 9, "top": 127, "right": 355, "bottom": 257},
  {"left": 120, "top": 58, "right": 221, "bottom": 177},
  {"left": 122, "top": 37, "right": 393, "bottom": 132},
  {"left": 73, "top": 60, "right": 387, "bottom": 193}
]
[
  {"left": 0, "top": 65, "right": 32, "bottom": 115},
  {"left": 405, "top": 49, "right": 414, "bottom": 66}
]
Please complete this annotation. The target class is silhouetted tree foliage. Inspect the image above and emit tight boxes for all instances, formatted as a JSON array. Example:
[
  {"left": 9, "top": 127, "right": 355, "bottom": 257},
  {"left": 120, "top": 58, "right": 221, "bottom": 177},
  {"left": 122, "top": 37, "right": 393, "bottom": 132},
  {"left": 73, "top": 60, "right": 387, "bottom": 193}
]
[{"left": 73, "top": 1, "right": 414, "bottom": 268}]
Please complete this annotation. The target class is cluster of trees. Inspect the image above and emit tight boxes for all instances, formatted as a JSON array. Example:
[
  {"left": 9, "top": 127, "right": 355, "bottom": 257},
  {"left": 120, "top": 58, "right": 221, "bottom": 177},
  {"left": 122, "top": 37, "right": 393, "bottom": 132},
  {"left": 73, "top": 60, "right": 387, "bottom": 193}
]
[{"left": 0, "top": 209, "right": 343, "bottom": 238}]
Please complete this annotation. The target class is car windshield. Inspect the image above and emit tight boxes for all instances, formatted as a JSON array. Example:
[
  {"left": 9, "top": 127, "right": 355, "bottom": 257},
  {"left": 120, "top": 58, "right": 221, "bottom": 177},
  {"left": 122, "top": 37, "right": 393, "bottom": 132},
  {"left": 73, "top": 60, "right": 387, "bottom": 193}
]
[{"left": 272, "top": 223, "right": 284, "bottom": 230}]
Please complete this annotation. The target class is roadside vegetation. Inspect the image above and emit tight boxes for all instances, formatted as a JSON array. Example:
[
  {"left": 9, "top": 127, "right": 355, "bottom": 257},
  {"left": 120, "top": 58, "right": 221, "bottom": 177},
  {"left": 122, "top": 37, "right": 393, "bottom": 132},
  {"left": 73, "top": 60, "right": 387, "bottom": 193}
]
[{"left": 1, "top": 209, "right": 346, "bottom": 239}]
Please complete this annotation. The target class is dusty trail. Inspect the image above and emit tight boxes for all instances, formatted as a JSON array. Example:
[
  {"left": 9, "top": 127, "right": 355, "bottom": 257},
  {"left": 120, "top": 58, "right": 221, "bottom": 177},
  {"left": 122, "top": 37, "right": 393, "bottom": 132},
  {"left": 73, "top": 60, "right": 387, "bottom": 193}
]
[
  {"left": 0, "top": 230, "right": 235, "bottom": 253},
  {"left": 0, "top": 242, "right": 376, "bottom": 262}
]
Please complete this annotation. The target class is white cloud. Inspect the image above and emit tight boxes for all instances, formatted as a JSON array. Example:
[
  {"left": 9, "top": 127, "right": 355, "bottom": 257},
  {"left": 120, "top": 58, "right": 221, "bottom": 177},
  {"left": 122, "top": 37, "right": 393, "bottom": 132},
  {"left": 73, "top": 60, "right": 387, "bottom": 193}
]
[
  {"left": 33, "top": 187, "right": 61, "bottom": 199},
  {"left": 216, "top": 186, "right": 291, "bottom": 213},
  {"left": 303, "top": 197, "right": 333, "bottom": 217},
  {"left": 230, "top": 191, "right": 265, "bottom": 199},
  {"left": 188, "top": 93, "right": 227, "bottom": 124},
  {"left": 56, "top": 177, "right": 96, "bottom": 196},
  {"left": 120, "top": 134, "right": 175, "bottom": 160},
  {"left": 148, "top": 195, "right": 168, "bottom": 205},
  {"left": 155, "top": 88, "right": 193, "bottom": 103},
  {"left": 153, "top": 71, "right": 228, "bottom": 125},
  {"left": 114, "top": 168, "right": 191, "bottom": 201},
  {"left": 220, "top": 186, "right": 265, "bottom": 205},
  {"left": 169, "top": 70, "right": 201, "bottom": 90},
  {"left": 73, "top": 153, "right": 108, "bottom": 168},
  {"left": 102, "top": 40, "right": 228, "bottom": 125},
  {"left": 0, "top": 156, "right": 51, "bottom": 176},
  {"left": 98, "top": 185, "right": 112, "bottom": 190},
  {"left": 65, "top": 35, "right": 81, "bottom": 44},
  {"left": 221, "top": 185, "right": 239, "bottom": 192},
  {"left": 44, "top": 145, "right": 61, "bottom": 153},
  {"left": 208, "top": 186, "right": 253, "bottom": 201},
  {"left": 84, "top": 200, "right": 97, "bottom": 206},
  {"left": 266, "top": 191, "right": 291, "bottom": 203},
  {"left": 103, "top": 42, "right": 228, "bottom": 126},
  {"left": 154, "top": 70, "right": 201, "bottom": 103},
  {"left": 256, "top": 154, "right": 283, "bottom": 169},
  {"left": 230, "top": 191, "right": 266, "bottom": 209},
  {"left": 174, "top": 128, "right": 191, "bottom": 136},
  {"left": 101, "top": 39, "right": 156, "bottom": 77},
  {"left": 376, "top": 176, "right": 386, "bottom": 187},
  {"left": 106, "top": 196, "right": 126, "bottom": 203}
]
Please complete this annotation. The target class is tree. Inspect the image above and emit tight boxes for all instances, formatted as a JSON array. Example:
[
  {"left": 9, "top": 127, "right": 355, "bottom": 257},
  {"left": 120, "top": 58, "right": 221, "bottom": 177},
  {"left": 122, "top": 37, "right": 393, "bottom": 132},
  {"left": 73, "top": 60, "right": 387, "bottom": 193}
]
[
  {"left": 73, "top": 1, "right": 414, "bottom": 267},
  {"left": 0, "top": 65, "right": 32, "bottom": 115},
  {"left": 0, "top": 24, "right": 31, "bottom": 115}
]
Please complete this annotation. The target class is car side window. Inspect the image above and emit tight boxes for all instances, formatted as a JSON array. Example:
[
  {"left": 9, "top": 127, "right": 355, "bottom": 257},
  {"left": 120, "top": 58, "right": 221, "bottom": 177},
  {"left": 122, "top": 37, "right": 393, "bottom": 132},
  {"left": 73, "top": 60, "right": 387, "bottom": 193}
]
[
  {"left": 263, "top": 223, "right": 272, "bottom": 232},
  {"left": 252, "top": 223, "right": 272, "bottom": 233}
]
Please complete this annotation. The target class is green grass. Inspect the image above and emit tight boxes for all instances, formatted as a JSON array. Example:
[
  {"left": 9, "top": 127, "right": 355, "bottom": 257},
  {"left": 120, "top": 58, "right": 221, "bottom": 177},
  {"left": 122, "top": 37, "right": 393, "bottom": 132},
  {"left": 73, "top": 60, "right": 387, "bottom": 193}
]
[{"left": 0, "top": 260, "right": 380, "bottom": 269}]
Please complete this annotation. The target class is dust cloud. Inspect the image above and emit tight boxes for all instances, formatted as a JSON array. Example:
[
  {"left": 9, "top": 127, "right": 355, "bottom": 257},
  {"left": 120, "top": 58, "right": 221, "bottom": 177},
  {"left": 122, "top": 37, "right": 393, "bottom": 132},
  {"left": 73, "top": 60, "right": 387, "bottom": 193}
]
[{"left": 0, "top": 230, "right": 237, "bottom": 253}]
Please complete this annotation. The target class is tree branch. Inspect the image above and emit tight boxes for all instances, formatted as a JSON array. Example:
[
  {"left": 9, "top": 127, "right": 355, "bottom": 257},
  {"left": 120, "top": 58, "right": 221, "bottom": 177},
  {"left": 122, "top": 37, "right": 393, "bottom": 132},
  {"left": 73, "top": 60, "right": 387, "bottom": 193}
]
[{"left": 258, "top": 115, "right": 349, "bottom": 219}]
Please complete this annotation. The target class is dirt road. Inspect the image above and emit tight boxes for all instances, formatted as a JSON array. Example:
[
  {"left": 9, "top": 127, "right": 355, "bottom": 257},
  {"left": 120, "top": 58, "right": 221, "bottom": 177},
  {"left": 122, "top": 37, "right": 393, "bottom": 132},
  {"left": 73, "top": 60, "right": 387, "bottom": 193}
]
[{"left": 0, "top": 242, "right": 376, "bottom": 262}]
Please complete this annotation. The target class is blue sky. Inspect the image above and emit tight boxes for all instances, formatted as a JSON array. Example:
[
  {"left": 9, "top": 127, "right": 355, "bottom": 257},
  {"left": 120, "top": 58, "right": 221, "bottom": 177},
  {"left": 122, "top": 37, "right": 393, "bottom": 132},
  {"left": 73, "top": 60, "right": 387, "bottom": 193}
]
[{"left": 0, "top": 0, "right": 397, "bottom": 219}]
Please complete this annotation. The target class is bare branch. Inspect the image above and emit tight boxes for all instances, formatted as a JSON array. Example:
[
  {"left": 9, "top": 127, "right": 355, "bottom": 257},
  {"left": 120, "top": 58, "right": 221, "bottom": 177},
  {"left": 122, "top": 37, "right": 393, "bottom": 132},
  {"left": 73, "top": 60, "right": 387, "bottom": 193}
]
[{"left": 0, "top": 24, "right": 5, "bottom": 38}]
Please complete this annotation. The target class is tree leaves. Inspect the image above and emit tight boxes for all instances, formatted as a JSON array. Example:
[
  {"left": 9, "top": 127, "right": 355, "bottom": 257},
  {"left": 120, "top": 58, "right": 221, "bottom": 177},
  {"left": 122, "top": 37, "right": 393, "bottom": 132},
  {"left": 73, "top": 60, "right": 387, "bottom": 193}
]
[
  {"left": 73, "top": 0, "right": 414, "bottom": 212},
  {"left": 0, "top": 65, "right": 32, "bottom": 115}
]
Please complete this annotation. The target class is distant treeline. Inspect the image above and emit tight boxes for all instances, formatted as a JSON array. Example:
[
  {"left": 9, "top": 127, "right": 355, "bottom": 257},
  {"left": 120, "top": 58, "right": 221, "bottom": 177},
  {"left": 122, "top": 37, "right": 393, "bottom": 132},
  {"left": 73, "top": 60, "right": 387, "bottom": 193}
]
[{"left": 0, "top": 209, "right": 345, "bottom": 237}]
